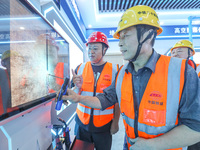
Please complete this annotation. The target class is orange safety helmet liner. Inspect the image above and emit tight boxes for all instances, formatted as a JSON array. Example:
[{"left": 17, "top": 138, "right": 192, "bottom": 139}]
[
  {"left": 113, "top": 5, "right": 163, "bottom": 39},
  {"left": 170, "top": 40, "right": 195, "bottom": 56},
  {"left": 86, "top": 31, "right": 109, "bottom": 47}
]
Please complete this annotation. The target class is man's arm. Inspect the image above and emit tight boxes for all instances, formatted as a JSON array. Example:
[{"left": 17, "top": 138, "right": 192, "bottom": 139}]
[
  {"left": 62, "top": 89, "right": 102, "bottom": 109},
  {"left": 130, "top": 125, "right": 200, "bottom": 150},
  {"left": 61, "top": 75, "right": 117, "bottom": 109}
]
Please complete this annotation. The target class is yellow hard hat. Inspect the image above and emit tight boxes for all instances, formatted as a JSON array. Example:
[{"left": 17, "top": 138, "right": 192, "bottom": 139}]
[
  {"left": 1, "top": 50, "right": 21, "bottom": 61},
  {"left": 113, "top": 5, "right": 163, "bottom": 39},
  {"left": 170, "top": 40, "right": 195, "bottom": 56}
]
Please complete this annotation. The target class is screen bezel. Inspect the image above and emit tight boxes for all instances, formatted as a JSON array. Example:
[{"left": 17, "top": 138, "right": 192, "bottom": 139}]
[{"left": 0, "top": 0, "right": 70, "bottom": 122}]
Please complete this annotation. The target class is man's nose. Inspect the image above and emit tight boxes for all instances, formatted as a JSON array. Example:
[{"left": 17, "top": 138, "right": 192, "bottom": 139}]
[
  {"left": 119, "top": 39, "right": 124, "bottom": 47},
  {"left": 88, "top": 49, "right": 94, "bottom": 53}
]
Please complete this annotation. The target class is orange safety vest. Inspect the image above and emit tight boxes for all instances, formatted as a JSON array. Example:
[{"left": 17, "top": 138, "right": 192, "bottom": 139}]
[
  {"left": 116, "top": 55, "right": 186, "bottom": 150},
  {"left": 0, "top": 69, "right": 11, "bottom": 114},
  {"left": 54, "top": 62, "right": 65, "bottom": 86},
  {"left": 76, "top": 62, "right": 118, "bottom": 127},
  {"left": 196, "top": 64, "right": 200, "bottom": 78},
  {"left": 187, "top": 59, "right": 196, "bottom": 70},
  {"left": 49, "top": 62, "right": 65, "bottom": 93}
]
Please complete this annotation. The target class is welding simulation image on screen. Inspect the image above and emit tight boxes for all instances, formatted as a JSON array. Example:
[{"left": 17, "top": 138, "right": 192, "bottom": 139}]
[{"left": 0, "top": 0, "right": 70, "bottom": 120}]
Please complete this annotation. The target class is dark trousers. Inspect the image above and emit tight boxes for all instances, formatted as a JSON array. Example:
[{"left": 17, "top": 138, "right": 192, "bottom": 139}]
[
  {"left": 188, "top": 142, "right": 200, "bottom": 150},
  {"left": 75, "top": 124, "right": 112, "bottom": 150}
]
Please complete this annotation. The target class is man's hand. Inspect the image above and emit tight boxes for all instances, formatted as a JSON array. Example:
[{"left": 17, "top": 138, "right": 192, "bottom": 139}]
[
  {"left": 55, "top": 90, "right": 60, "bottom": 102},
  {"left": 54, "top": 90, "right": 67, "bottom": 105},
  {"left": 61, "top": 89, "right": 80, "bottom": 103},
  {"left": 130, "top": 137, "right": 156, "bottom": 150},
  {"left": 110, "top": 121, "right": 119, "bottom": 135},
  {"left": 72, "top": 69, "right": 83, "bottom": 89}
]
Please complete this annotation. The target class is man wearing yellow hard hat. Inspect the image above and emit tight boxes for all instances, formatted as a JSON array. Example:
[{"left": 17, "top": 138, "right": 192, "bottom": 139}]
[
  {"left": 171, "top": 41, "right": 200, "bottom": 149},
  {"left": 171, "top": 40, "right": 197, "bottom": 70},
  {"left": 57, "top": 5, "right": 200, "bottom": 150}
]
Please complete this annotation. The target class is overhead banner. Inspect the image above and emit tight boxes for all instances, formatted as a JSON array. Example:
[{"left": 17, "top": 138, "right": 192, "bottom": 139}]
[{"left": 86, "top": 25, "right": 200, "bottom": 40}]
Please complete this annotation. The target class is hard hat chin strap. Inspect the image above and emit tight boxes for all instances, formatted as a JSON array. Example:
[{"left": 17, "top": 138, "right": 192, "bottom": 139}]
[
  {"left": 91, "top": 48, "right": 106, "bottom": 65},
  {"left": 92, "top": 56, "right": 103, "bottom": 65},
  {"left": 187, "top": 48, "right": 191, "bottom": 59},
  {"left": 129, "top": 28, "right": 156, "bottom": 62}
]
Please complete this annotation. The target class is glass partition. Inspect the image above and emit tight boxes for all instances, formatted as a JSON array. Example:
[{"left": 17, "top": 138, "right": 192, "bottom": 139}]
[{"left": 0, "top": 0, "right": 69, "bottom": 120}]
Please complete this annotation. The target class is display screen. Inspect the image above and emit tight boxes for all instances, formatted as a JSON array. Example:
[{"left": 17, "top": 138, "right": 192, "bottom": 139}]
[{"left": 0, "top": 0, "right": 69, "bottom": 120}]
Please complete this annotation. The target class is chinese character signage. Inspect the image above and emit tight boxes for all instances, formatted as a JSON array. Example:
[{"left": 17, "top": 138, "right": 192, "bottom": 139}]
[
  {"left": 86, "top": 25, "right": 200, "bottom": 40},
  {"left": 86, "top": 28, "right": 117, "bottom": 39},
  {"left": 160, "top": 25, "right": 200, "bottom": 37},
  {"left": 0, "top": 32, "right": 10, "bottom": 41}
]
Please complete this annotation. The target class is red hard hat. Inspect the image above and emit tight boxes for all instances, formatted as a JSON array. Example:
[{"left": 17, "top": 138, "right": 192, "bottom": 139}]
[{"left": 86, "top": 31, "right": 109, "bottom": 47}]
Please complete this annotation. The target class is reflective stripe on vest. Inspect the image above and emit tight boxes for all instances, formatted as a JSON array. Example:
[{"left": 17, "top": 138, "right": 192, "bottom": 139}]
[
  {"left": 76, "top": 62, "right": 118, "bottom": 127},
  {"left": 196, "top": 65, "right": 200, "bottom": 78},
  {"left": 116, "top": 56, "right": 185, "bottom": 150}
]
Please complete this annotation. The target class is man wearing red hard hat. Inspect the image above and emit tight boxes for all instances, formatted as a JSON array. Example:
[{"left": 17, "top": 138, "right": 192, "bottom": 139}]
[{"left": 71, "top": 31, "right": 120, "bottom": 150}]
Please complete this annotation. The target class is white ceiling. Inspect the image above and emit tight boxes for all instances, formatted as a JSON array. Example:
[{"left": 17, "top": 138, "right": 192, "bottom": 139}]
[{"left": 76, "top": 0, "right": 200, "bottom": 29}]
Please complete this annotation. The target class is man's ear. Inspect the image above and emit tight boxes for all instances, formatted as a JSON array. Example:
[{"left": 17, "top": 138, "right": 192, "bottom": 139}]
[
  {"left": 148, "top": 29, "right": 155, "bottom": 42},
  {"left": 188, "top": 49, "right": 193, "bottom": 57},
  {"left": 140, "top": 29, "right": 154, "bottom": 43},
  {"left": 103, "top": 48, "right": 107, "bottom": 56}
]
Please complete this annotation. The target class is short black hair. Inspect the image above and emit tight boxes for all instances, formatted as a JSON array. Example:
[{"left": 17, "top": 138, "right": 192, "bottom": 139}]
[{"left": 136, "top": 24, "right": 158, "bottom": 47}]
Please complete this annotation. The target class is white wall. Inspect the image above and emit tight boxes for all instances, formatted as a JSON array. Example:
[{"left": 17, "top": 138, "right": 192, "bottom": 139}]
[{"left": 53, "top": 21, "right": 83, "bottom": 80}]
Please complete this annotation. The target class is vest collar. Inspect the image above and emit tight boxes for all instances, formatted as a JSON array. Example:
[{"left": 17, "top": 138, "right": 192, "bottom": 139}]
[{"left": 125, "top": 49, "right": 160, "bottom": 74}]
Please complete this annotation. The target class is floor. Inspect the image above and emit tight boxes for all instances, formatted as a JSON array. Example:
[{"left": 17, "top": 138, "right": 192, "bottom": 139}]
[
  {"left": 68, "top": 115, "right": 125, "bottom": 150},
  {"left": 111, "top": 115, "right": 125, "bottom": 150}
]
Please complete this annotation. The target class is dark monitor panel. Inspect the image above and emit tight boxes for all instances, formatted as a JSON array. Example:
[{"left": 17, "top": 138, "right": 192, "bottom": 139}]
[{"left": 0, "top": 0, "right": 70, "bottom": 121}]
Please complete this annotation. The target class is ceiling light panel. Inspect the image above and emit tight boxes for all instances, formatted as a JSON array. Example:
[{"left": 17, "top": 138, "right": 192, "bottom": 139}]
[{"left": 98, "top": 0, "right": 200, "bottom": 13}]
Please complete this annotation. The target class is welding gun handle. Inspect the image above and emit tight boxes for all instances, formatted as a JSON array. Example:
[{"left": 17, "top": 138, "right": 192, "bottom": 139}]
[
  {"left": 55, "top": 84, "right": 68, "bottom": 111},
  {"left": 55, "top": 100, "right": 63, "bottom": 110},
  {"left": 55, "top": 77, "right": 69, "bottom": 111}
]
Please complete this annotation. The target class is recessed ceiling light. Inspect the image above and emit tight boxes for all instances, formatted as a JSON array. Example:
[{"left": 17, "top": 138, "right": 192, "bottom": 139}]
[
  {"left": 88, "top": 24, "right": 92, "bottom": 28},
  {"left": 20, "top": 27, "right": 25, "bottom": 30}
]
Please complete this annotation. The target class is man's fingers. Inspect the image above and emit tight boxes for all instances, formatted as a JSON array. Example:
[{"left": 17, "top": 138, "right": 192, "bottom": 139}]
[
  {"left": 55, "top": 90, "right": 60, "bottom": 102},
  {"left": 74, "top": 78, "right": 82, "bottom": 82},
  {"left": 72, "top": 69, "right": 77, "bottom": 76}
]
